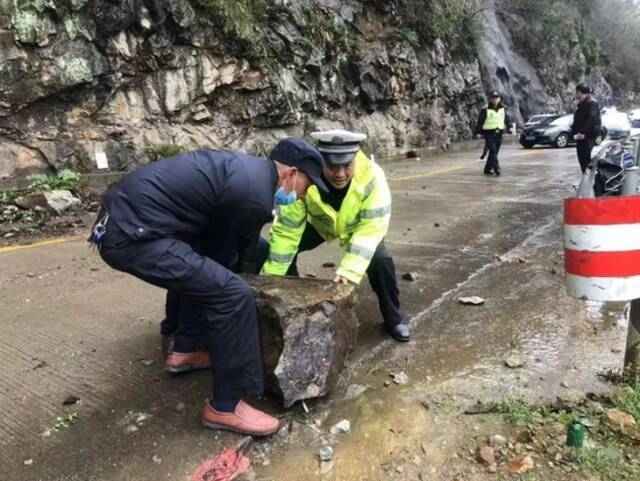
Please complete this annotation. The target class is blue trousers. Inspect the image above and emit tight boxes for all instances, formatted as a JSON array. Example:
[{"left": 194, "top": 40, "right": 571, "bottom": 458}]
[{"left": 97, "top": 220, "right": 263, "bottom": 401}]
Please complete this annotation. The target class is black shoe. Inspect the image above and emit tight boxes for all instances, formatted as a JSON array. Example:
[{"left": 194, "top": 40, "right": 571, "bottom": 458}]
[
  {"left": 494, "top": 167, "right": 501, "bottom": 176},
  {"left": 483, "top": 170, "right": 493, "bottom": 175},
  {"left": 386, "top": 323, "right": 411, "bottom": 342}
]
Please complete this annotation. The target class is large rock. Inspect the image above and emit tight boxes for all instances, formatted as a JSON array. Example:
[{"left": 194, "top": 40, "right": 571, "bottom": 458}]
[
  {"left": 14, "top": 189, "right": 81, "bottom": 214},
  {"left": 246, "top": 275, "right": 358, "bottom": 408}
]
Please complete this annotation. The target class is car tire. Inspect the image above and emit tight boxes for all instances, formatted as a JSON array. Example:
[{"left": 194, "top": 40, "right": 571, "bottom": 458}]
[
  {"left": 521, "top": 142, "right": 534, "bottom": 149},
  {"left": 554, "top": 133, "right": 569, "bottom": 148}
]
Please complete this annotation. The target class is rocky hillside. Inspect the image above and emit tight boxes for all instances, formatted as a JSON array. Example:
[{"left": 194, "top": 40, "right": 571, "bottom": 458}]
[{"left": 0, "top": 0, "right": 635, "bottom": 179}]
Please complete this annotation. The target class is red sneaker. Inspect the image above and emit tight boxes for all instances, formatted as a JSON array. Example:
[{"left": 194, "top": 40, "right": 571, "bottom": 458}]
[
  {"left": 202, "top": 399, "right": 280, "bottom": 436},
  {"left": 165, "top": 351, "right": 210, "bottom": 374}
]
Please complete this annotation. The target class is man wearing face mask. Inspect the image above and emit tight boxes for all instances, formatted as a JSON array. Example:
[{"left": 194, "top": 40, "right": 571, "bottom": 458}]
[
  {"left": 260, "top": 130, "right": 411, "bottom": 342},
  {"left": 89, "top": 138, "right": 327, "bottom": 436}
]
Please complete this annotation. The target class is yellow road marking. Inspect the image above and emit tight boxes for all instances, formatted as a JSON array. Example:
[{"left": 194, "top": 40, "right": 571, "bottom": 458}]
[
  {"left": 389, "top": 164, "right": 469, "bottom": 182},
  {"left": 0, "top": 235, "right": 85, "bottom": 254}
]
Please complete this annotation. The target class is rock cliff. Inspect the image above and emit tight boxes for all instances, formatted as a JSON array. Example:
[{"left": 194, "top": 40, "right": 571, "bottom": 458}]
[{"left": 0, "top": 0, "right": 630, "bottom": 178}]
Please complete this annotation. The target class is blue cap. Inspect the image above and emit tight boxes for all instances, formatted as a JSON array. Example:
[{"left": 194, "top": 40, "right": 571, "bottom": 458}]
[{"left": 269, "top": 138, "right": 328, "bottom": 192}]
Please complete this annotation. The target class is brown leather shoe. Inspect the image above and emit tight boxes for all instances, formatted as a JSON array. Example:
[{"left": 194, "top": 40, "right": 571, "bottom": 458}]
[
  {"left": 165, "top": 351, "right": 211, "bottom": 374},
  {"left": 202, "top": 399, "right": 280, "bottom": 437}
]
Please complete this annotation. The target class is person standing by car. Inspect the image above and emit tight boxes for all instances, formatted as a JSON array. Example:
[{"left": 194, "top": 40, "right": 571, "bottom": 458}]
[
  {"left": 475, "top": 91, "right": 510, "bottom": 176},
  {"left": 571, "top": 84, "right": 602, "bottom": 173}
]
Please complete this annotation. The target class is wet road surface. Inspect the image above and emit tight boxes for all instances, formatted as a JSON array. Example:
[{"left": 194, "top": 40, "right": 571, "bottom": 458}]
[{"left": 0, "top": 142, "right": 628, "bottom": 480}]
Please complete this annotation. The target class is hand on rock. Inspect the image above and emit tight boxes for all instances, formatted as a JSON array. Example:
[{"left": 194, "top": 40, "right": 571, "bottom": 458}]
[{"left": 333, "top": 275, "right": 350, "bottom": 285}]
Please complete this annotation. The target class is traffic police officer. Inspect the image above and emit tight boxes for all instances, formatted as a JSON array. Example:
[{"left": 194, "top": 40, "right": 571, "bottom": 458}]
[
  {"left": 90, "top": 139, "right": 327, "bottom": 436},
  {"left": 260, "top": 129, "right": 411, "bottom": 342},
  {"left": 475, "top": 91, "right": 510, "bottom": 176}
]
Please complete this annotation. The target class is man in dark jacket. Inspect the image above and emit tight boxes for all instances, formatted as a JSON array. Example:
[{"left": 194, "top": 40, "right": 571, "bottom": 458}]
[
  {"left": 475, "top": 91, "right": 510, "bottom": 176},
  {"left": 91, "top": 139, "right": 327, "bottom": 436},
  {"left": 571, "top": 84, "right": 602, "bottom": 173}
]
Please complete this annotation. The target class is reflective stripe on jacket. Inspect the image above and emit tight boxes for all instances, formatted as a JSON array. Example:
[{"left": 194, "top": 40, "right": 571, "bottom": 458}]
[
  {"left": 263, "top": 151, "right": 391, "bottom": 284},
  {"left": 483, "top": 107, "right": 506, "bottom": 131}
]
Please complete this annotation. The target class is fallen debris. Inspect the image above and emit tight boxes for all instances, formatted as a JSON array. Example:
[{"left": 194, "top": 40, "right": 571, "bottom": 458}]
[
  {"left": 330, "top": 419, "right": 351, "bottom": 434},
  {"left": 319, "top": 446, "right": 333, "bottom": 462},
  {"left": 475, "top": 446, "right": 496, "bottom": 467},
  {"left": 458, "top": 296, "right": 485, "bottom": 306},
  {"left": 390, "top": 371, "right": 409, "bottom": 385},
  {"left": 402, "top": 272, "right": 420, "bottom": 281},
  {"left": 192, "top": 448, "right": 250, "bottom": 481},
  {"left": 504, "top": 355, "right": 525, "bottom": 369},
  {"left": 62, "top": 395, "right": 80, "bottom": 406},
  {"left": 14, "top": 190, "right": 80, "bottom": 215},
  {"left": 489, "top": 434, "right": 507, "bottom": 448},
  {"left": 508, "top": 455, "right": 535, "bottom": 474},
  {"left": 249, "top": 275, "right": 358, "bottom": 407}
]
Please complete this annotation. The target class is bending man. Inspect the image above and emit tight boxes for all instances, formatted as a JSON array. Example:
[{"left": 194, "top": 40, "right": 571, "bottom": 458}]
[{"left": 91, "top": 139, "right": 327, "bottom": 436}]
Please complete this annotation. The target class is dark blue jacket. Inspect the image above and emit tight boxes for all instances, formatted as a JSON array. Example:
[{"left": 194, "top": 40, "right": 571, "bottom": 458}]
[{"left": 102, "top": 149, "right": 278, "bottom": 270}]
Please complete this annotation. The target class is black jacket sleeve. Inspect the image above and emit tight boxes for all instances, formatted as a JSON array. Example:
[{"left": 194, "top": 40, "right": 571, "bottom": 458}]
[
  {"left": 475, "top": 108, "right": 487, "bottom": 135},
  {"left": 236, "top": 221, "right": 262, "bottom": 274},
  {"left": 585, "top": 101, "right": 602, "bottom": 138}
]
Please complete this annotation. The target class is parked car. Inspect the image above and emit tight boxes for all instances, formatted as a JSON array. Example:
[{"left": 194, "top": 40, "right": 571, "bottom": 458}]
[
  {"left": 629, "top": 109, "right": 640, "bottom": 137},
  {"left": 523, "top": 114, "right": 556, "bottom": 129},
  {"left": 520, "top": 113, "right": 608, "bottom": 149},
  {"left": 601, "top": 108, "right": 631, "bottom": 140}
]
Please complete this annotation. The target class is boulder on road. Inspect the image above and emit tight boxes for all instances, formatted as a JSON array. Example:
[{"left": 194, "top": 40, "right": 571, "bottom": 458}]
[
  {"left": 246, "top": 275, "right": 358, "bottom": 408},
  {"left": 14, "top": 190, "right": 80, "bottom": 214}
]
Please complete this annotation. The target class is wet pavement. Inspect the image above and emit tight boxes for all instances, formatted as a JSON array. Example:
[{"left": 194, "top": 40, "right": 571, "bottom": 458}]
[{"left": 0, "top": 142, "right": 629, "bottom": 480}]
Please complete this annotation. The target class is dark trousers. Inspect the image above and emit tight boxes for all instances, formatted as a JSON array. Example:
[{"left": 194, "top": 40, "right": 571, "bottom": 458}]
[
  {"left": 576, "top": 138, "right": 595, "bottom": 173},
  {"left": 483, "top": 131, "right": 503, "bottom": 173},
  {"left": 97, "top": 220, "right": 263, "bottom": 401},
  {"left": 257, "top": 224, "right": 406, "bottom": 328}
]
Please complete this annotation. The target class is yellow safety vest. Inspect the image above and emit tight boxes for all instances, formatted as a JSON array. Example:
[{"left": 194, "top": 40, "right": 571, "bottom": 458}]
[
  {"left": 483, "top": 107, "right": 506, "bottom": 131},
  {"left": 262, "top": 151, "right": 391, "bottom": 285}
]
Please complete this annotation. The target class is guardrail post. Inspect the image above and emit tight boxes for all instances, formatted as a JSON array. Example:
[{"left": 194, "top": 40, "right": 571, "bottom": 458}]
[{"left": 622, "top": 162, "right": 640, "bottom": 376}]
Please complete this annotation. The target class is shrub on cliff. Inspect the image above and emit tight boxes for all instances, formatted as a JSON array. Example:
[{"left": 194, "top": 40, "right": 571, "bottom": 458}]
[{"left": 398, "top": 0, "right": 488, "bottom": 57}]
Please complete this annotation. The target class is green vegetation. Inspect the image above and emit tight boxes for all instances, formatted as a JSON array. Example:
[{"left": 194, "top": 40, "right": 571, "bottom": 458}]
[
  {"left": 26, "top": 169, "right": 81, "bottom": 192},
  {"left": 495, "top": 375, "right": 640, "bottom": 480},
  {"left": 496, "top": 397, "right": 581, "bottom": 425},
  {"left": 570, "top": 448, "right": 635, "bottom": 480},
  {"left": 190, "top": 0, "right": 272, "bottom": 58},
  {"left": 398, "top": 0, "right": 487, "bottom": 56},
  {"left": 144, "top": 144, "right": 189, "bottom": 162},
  {"left": 42, "top": 412, "right": 79, "bottom": 439},
  {"left": 613, "top": 374, "right": 640, "bottom": 422},
  {"left": 500, "top": 0, "right": 640, "bottom": 93},
  {"left": 0, "top": 190, "right": 19, "bottom": 206}
]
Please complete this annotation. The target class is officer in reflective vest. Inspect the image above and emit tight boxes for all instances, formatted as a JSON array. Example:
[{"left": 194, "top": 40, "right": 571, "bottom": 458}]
[
  {"left": 475, "top": 91, "right": 510, "bottom": 176},
  {"left": 260, "top": 130, "right": 411, "bottom": 342}
]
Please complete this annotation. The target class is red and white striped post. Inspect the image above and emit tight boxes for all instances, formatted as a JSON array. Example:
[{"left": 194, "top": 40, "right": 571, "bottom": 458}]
[{"left": 564, "top": 195, "right": 640, "bottom": 374}]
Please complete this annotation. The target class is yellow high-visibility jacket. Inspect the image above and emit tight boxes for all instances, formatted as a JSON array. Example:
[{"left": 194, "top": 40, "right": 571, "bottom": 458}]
[{"left": 262, "top": 151, "right": 391, "bottom": 284}]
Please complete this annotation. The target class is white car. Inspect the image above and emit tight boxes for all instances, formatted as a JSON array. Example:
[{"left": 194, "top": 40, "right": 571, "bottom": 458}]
[
  {"left": 602, "top": 110, "right": 632, "bottom": 140},
  {"left": 629, "top": 109, "right": 640, "bottom": 137}
]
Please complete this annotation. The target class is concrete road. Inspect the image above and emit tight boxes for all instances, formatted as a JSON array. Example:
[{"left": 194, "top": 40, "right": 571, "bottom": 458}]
[{"left": 0, "top": 143, "right": 628, "bottom": 480}]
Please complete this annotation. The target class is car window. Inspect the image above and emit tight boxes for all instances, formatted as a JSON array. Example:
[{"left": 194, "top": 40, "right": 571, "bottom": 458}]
[
  {"left": 631, "top": 119, "right": 640, "bottom": 128},
  {"left": 603, "top": 113, "right": 631, "bottom": 130},
  {"left": 550, "top": 115, "right": 572, "bottom": 127}
]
